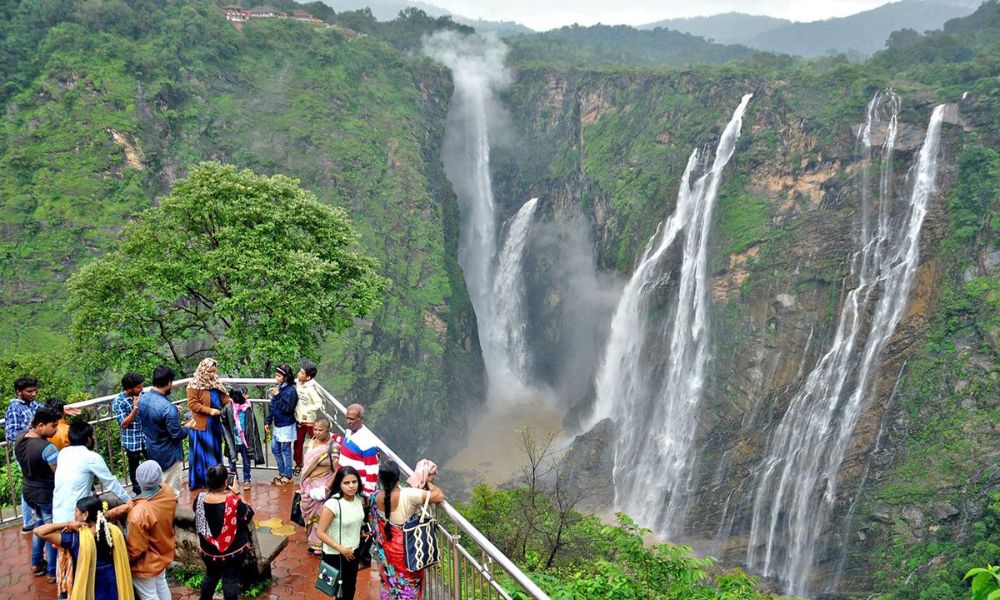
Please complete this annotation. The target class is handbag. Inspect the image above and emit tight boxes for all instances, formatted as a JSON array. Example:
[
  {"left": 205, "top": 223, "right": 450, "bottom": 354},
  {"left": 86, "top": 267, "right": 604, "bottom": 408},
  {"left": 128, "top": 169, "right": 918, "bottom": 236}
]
[
  {"left": 290, "top": 491, "right": 305, "bottom": 527},
  {"left": 403, "top": 492, "right": 440, "bottom": 571},
  {"left": 315, "top": 499, "right": 344, "bottom": 597},
  {"left": 316, "top": 558, "right": 343, "bottom": 597}
]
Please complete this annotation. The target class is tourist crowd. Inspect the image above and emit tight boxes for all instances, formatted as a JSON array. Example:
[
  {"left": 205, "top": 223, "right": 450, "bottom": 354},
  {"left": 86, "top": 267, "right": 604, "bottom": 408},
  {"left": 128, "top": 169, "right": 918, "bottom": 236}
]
[{"left": 5, "top": 359, "right": 445, "bottom": 600}]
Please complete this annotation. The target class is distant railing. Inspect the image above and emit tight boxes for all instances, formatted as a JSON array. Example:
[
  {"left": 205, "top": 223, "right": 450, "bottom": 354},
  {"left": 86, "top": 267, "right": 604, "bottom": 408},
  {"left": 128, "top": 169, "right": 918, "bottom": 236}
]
[{"left": 0, "top": 377, "right": 549, "bottom": 600}]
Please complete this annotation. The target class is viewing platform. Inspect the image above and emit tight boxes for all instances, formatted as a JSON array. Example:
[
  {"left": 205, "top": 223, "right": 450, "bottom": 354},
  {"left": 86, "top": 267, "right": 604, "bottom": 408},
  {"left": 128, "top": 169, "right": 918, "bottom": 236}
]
[
  {"left": 0, "top": 477, "right": 382, "bottom": 600},
  {"left": 0, "top": 378, "right": 549, "bottom": 600}
]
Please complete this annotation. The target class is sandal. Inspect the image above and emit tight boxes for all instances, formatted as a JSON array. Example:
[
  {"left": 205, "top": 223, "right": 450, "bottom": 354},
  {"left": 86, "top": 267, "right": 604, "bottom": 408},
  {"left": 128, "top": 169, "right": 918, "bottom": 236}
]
[
  {"left": 271, "top": 477, "right": 284, "bottom": 486},
  {"left": 244, "top": 483, "right": 252, "bottom": 491}
]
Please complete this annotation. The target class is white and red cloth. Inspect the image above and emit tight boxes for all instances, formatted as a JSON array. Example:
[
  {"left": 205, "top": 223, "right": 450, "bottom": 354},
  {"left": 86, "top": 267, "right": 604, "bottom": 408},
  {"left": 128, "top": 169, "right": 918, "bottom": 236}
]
[
  {"left": 195, "top": 492, "right": 240, "bottom": 553},
  {"left": 338, "top": 425, "right": 379, "bottom": 494}
]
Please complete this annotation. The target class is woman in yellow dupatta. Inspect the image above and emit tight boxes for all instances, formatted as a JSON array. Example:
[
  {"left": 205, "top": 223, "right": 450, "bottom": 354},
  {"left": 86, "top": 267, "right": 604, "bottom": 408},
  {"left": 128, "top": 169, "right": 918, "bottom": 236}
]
[{"left": 34, "top": 495, "right": 134, "bottom": 600}]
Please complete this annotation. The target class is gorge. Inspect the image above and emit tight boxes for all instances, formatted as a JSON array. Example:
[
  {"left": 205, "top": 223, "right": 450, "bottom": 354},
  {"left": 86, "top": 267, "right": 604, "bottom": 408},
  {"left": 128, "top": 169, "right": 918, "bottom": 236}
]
[{"left": 1, "top": 1, "right": 999, "bottom": 597}]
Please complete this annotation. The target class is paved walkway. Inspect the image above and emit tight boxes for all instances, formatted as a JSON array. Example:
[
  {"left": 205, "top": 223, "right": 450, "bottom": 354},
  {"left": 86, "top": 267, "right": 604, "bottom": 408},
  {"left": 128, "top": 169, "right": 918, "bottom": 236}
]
[{"left": 0, "top": 478, "right": 381, "bottom": 600}]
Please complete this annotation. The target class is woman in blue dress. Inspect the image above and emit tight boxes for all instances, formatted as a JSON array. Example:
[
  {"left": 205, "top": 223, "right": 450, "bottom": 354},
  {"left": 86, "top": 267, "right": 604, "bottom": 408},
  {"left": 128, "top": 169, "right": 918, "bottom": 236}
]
[
  {"left": 186, "top": 357, "right": 231, "bottom": 490},
  {"left": 34, "top": 495, "right": 133, "bottom": 599}
]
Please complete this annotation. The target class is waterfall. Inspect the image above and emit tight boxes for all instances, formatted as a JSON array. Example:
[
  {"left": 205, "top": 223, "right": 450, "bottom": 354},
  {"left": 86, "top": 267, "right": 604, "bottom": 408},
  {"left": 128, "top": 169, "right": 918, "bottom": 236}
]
[
  {"left": 746, "top": 97, "right": 945, "bottom": 595},
  {"left": 589, "top": 94, "right": 752, "bottom": 535},
  {"left": 484, "top": 198, "right": 540, "bottom": 399},
  {"left": 425, "top": 33, "right": 541, "bottom": 403}
]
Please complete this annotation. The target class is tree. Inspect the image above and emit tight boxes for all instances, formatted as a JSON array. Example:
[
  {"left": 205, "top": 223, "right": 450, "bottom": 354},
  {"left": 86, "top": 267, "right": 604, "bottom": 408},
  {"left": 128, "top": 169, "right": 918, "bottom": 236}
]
[
  {"left": 67, "top": 162, "right": 389, "bottom": 376},
  {"left": 0, "top": 350, "right": 87, "bottom": 412}
]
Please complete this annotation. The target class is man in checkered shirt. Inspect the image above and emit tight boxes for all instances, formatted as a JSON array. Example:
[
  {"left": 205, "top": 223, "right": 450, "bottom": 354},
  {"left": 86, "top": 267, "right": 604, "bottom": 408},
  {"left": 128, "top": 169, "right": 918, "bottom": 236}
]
[
  {"left": 5, "top": 376, "right": 42, "bottom": 532},
  {"left": 112, "top": 372, "right": 147, "bottom": 495}
]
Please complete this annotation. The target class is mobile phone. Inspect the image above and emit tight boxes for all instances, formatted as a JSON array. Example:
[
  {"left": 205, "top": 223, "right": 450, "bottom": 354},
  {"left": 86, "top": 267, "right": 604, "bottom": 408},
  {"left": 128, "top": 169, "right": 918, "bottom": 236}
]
[{"left": 227, "top": 472, "right": 237, "bottom": 488}]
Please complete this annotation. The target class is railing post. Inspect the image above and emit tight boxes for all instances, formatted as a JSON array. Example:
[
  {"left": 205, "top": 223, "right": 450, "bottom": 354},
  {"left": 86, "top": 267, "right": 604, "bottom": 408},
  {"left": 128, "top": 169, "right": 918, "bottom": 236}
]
[
  {"left": 4, "top": 442, "right": 17, "bottom": 523},
  {"left": 451, "top": 528, "right": 461, "bottom": 600}
]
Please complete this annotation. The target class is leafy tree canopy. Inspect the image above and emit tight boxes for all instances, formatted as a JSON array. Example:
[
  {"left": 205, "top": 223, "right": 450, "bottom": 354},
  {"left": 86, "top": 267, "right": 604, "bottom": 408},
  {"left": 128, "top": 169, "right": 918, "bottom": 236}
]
[
  {"left": 0, "top": 351, "right": 87, "bottom": 411},
  {"left": 67, "top": 161, "right": 389, "bottom": 376}
]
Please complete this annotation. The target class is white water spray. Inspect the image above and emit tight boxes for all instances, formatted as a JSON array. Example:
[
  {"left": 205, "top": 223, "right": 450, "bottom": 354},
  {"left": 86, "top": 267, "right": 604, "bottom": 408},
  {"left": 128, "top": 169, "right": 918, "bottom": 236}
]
[
  {"left": 746, "top": 97, "right": 945, "bottom": 595},
  {"left": 425, "top": 33, "right": 542, "bottom": 402},
  {"left": 484, "top": 198, "right": 540, "bottom": 398},
  {"left": 589, "top": 94, "right": 752, "bottom": 535}
]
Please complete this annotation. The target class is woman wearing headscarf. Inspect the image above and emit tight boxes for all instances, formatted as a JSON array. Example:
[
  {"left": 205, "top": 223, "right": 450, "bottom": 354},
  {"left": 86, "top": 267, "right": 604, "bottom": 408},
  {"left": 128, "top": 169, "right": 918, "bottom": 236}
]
[
  {"left": 370, "top": 460, "right": 444, "bottom": 599},
  {"left": 186, "top": 358, "right": 231, "bottom": 491},
  {"left": 34, "top": 495, "right": 134, "bottom": 600}
]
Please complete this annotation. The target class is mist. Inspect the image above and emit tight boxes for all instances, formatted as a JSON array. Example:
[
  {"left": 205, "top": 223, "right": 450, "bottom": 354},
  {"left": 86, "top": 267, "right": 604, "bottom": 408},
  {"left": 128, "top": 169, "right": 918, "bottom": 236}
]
[{"left": 524, "top": 209, "right": 623, "bottom": 420}]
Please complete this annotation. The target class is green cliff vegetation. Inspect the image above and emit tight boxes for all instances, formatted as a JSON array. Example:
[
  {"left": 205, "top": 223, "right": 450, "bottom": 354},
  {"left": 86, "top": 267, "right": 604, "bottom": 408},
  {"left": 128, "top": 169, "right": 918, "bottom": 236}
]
[
  {"left": 853, "top": 145, "right": 1000, "bottom": 600},
  {"left": 492, "top": 4, "right": 1000, "bottom": 598},
  {"left": 0, "top": 0, "right": 480, "bottom": 457},
  {"left": 1, "top": 0, "right": 1000, "bottom": 597}
]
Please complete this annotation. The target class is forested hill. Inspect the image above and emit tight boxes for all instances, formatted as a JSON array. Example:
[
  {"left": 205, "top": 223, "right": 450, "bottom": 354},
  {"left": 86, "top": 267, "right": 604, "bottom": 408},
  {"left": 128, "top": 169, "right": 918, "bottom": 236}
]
[
  {"left": 505, "top": 23, "right": 756, "bottom": 67},
  {"left": 0, "top": 0, "right": 482, "bottom": 457},
  {"left": 2, "top": 1, "right": 1000, "bottom": 596}
]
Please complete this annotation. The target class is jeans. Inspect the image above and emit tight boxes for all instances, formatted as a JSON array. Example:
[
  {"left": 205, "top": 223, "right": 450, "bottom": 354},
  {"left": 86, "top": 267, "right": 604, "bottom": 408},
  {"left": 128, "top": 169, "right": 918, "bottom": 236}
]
[
  {"left": 200, "top": 549, "right": 246, "bottom": 600},
  {"left": 133, "top": 571, "right": 171, "bottom": 600},
  {"left": 21, "top": 494, "right": 34, "bottom": 528},
  {"left": 29, "top": 502, "right": 56, "bottom": 576},
  {"left": 322, "top": 552, "right": 360, "bottom": 600},
  {"left": 229, "top": 444, "right": 252, "bottom": 482},
  {"left": 272, "top": 437, "right": 293, "bottom": 478},
  {"left": 125, "top": 448, "right": 146, "bottom": 495}
]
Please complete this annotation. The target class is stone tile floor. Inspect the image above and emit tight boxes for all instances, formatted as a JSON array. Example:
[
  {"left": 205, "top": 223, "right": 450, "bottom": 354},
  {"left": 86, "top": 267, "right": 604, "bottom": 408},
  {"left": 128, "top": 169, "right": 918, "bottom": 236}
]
[{"left": 0, "top": 477, "right": 381, "bottom": 600}]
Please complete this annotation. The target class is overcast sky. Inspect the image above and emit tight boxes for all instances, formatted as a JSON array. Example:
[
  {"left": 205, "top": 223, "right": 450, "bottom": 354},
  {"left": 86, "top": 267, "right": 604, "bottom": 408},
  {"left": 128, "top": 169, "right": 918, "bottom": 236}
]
[{"left": 430, "top": 0, "right": 897, "bottom": 30}]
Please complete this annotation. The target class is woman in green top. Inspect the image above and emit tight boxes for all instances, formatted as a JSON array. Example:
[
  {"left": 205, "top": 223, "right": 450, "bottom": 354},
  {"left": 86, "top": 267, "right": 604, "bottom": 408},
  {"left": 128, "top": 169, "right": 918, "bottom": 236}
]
[{"left": 316, "top": 466, "right": 367, "bottom": 599}]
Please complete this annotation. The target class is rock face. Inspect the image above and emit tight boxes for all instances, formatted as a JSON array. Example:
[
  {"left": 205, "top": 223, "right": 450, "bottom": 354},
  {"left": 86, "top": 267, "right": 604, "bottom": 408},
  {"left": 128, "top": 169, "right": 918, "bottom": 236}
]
[
  {"left": 559, "top": 417, "right": 617, "bottom": 512},
  {"left": 494, "top": 68, "right": 990, "bottom": 596}
]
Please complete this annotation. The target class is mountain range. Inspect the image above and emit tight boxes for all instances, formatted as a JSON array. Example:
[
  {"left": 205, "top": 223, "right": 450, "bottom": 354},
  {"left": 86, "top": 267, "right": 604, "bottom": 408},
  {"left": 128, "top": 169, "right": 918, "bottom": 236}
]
[
  {"left": 641, "top": 0, "right": 982, "bottom": 56},
  {"left": 322, "top": 0, "right": 982, "bottom": 56}
]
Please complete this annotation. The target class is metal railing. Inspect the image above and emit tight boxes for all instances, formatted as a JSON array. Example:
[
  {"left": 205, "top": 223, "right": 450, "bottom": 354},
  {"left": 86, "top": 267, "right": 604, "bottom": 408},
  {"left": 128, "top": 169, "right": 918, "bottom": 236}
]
[{"left": 0, "top": 377, "right": 549, "bottom": 599}]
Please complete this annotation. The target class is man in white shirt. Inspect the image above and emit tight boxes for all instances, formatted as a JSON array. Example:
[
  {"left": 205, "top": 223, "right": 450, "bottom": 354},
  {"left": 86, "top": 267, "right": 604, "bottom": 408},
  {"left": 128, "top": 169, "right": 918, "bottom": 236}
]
[{"left": 53, "top": 420, "right": 132, "bottom": 522}]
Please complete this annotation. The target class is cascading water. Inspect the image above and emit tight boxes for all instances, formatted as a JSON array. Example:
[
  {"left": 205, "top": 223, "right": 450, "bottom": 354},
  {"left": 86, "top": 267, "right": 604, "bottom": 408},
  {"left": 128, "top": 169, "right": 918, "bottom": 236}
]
[
  {"left": 484, "top": 198, "right": 540, "bottom": 396},
  {"left": 746, "top": 97, "right": 945, "bottom": 595},
  {"left": 424, "top": 33, "right": 539, "bottom": 403},
  {"left": 588, "top": 94, "right": 752, "bottom": 535}
]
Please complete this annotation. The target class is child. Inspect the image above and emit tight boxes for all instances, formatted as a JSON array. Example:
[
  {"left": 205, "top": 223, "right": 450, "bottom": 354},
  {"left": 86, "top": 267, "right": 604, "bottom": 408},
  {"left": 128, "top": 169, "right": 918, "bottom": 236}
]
[{"left": 225, "top": 388, "right": 256, "bottom": 490}]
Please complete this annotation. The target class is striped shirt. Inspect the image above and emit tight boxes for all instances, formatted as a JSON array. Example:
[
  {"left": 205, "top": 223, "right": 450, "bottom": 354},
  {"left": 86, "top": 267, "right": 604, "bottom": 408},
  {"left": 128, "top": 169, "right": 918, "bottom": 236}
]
[{"left": 338, "top": 425, "right": 379, "bottom": 494}]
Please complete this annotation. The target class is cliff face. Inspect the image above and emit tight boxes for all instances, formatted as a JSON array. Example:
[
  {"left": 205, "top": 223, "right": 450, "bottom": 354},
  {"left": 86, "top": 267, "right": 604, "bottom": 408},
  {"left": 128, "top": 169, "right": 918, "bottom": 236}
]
[
  {"left": 0, "top": 12, "right": 481, "bottom": 459},
  {"left": 494, "top": 67, "right": 997, "bottom": 594},
  {"left": 3, "top": 3, "right": 998, "bottom": 594}
]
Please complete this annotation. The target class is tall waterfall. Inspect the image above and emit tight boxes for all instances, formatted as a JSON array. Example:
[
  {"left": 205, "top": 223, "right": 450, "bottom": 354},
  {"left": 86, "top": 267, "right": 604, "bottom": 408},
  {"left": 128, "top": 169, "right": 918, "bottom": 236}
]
[
  {"left": 589, "top": 94, "right": 752, "bottom": 535},
  {"left": 484, "top": 198, "right": 540, "bottom": 397},
  {"left": 746, "top": 97, "right": 945, "bottom": 595},
  {"left": 425, "top": 33, "right": 539, "bottom": 402}
]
